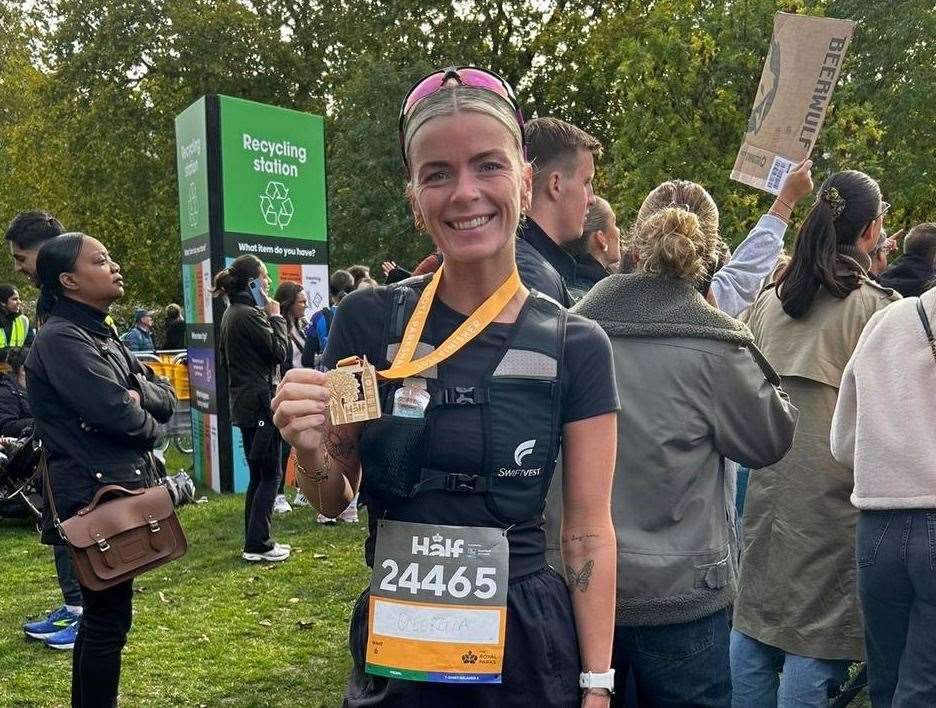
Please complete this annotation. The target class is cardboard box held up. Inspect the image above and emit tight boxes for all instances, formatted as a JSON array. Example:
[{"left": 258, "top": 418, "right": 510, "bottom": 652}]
[{"left": 731, "top": 13, "right": 856, "bottom": 195}]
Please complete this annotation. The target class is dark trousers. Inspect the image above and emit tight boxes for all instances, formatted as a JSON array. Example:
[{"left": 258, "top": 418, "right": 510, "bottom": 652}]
[
  {"left": 239, "top": 425, "right": 281, "bottom": 553},
  {"left": 345, "top": 567, "right": 580, "bottom": 707},
  {"left": 54, "top": 545, "right": 83, "bottom": 606},
  {"left": 612, "top": 608, "right": 731, "bottom": 708},
  {"left": 72, "top": 580, "right": 133, "bottom": 708},
  {"left": 857, "top": 509, "right": 936, "bottom": 707}
]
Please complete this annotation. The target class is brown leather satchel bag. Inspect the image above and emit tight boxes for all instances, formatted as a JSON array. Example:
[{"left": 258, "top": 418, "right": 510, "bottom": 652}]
[{"left": 43, "top": 455, "right": 187, "bottom": 591}]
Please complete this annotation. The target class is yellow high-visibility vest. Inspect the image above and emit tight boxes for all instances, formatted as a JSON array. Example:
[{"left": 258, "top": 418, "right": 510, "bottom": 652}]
[{"left": 0, "top": 314, "right": 29, "bottom": 348}]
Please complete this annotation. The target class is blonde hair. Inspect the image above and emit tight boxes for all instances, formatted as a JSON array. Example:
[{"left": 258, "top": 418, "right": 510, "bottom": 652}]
[
  {"left": 636, "top": 180, "right": 719, "bottom": 243},
  {"left": 402, "top": 86, "right": 524, "bottom": 184},
  {"left": 629, "top": 180, "right": 721, "bottom": 282},
  {"left": 583, "top": 197, "right": 614, "bottom": 237},
  {"left": 632, "top": 207, "right": 714, "bottom": 282}
]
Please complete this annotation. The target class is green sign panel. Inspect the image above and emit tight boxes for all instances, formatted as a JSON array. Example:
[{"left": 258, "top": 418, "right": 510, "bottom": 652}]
[
  {"left": 174, "top": 97, "right": 210, "bottom": 240},
  {"left": 219, "top": 95, "right": 327, "bottom": 240}
]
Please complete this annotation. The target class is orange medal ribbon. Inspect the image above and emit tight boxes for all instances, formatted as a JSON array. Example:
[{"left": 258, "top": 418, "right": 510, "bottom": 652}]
[{"left": 377, "top": 264, "right": 521, "bottom": 380}]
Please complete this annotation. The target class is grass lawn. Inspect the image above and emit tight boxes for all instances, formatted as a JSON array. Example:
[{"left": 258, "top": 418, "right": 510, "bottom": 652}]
[
  {"left": 0, "top": 461, "right": 370, "bottom": 707},
  {"left": 0, "top": 448, "right": 872, "bottom": 706}
]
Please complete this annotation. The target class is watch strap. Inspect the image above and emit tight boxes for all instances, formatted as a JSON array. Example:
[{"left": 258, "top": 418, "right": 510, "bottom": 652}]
[{"left": 579, "top": 669, "right": 615, "bottom": 692}]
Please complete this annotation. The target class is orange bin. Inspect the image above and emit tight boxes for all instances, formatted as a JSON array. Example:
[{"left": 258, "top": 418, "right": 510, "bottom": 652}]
[{"left": 145, "top": 356, "right": 190, "bottom": 402}]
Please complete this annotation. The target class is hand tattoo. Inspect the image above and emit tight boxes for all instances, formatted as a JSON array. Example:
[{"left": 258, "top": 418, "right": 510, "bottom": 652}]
[
  {"left": 324, "top": 423, "right": 356, "bottom": 461},
  {"left": 565, "top": 560, "right": 594, "bottom": 593}
]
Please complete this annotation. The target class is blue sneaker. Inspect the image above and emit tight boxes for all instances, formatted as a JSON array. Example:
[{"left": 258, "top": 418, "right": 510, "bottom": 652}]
[
  {"left": 23, "top": 605, "right": 80, "bottom": 640},
  {"left": 45, "top": 619, "right": 79, "bottom": 650}
]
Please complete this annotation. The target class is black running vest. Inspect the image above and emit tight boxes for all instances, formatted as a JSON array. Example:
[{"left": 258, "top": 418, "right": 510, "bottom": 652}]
[{"left": 357, "top": 276, "right": 567, "bottom": 525}]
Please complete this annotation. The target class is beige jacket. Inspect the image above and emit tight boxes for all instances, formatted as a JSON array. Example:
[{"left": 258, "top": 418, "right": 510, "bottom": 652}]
[{"left": 734, "top": 264, "right": 900, "bottom": 660}]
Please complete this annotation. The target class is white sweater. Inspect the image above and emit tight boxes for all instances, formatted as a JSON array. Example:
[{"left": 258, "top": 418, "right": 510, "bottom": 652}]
[
  {"left": 711, "top": 214, "right": 786, "bottom": 317},
  {"left": 831, "top": 287, "right": 936, "bottom": 509}
]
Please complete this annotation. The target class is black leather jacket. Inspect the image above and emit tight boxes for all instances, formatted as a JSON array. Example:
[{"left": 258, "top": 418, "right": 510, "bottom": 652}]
[{"left": 26, "top": 297, "right": 176, "bottom": 544}]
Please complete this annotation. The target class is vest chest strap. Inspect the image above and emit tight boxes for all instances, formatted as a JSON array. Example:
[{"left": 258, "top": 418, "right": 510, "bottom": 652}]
[
  {"left": 411, "top": 469, "right": 492, "bottom": 495},
  {"left": 430, "top": 386, "right": 489, "bottom": 407}
]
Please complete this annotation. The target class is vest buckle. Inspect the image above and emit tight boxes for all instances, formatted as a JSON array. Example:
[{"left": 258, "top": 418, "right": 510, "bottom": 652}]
[
  {"left": 445, "top": 473, "right": 481, "bottom": 492},
  {"left": 440, "top": 387, "right": 488, "bottom": 405}
]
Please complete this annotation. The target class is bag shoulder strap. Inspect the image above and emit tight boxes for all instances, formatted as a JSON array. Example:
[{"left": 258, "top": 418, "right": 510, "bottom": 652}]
[
  {"left": 40, "top": 449, "right": 64, "bottom": 536},
  {"left": 916, "top": 298, "right": 936, "bottom": 364}
]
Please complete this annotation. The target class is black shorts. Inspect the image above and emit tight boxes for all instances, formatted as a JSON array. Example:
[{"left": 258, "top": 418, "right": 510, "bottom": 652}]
[{"left": 345, "top": 566, "right": 581, "bottom": 707}]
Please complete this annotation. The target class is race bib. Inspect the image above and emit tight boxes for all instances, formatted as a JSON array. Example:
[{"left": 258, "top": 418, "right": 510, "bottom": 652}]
[{"left": 366, "top": 520, "right": 509, "bottom": 684}]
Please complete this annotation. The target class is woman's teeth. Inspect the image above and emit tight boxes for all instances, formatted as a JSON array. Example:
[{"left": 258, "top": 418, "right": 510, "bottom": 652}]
[{"left": 450, "top": 215, "right": 493, "bottom": 231}]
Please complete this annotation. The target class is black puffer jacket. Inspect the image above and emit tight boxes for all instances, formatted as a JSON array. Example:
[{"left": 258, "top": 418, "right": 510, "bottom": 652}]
[
  {"left": 0, "top": 373, "right": 32, "bottom": 437},
  {"left": 26, "top": 297, "right": 176, "bottom": 544},
  {"left": 218, "top": 292, "right": 288, "bottom": 427},
  {"left": 516, "top": 218, "right": 575, "bottom": 307},
  {"left": 879, "top": 252, "right": 936, "bottom": 297}
]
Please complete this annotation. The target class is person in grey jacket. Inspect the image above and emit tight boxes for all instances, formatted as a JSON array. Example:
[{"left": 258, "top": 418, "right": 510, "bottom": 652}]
[{"left": 574, "top": 204, "right": 798, "bottom": 707}]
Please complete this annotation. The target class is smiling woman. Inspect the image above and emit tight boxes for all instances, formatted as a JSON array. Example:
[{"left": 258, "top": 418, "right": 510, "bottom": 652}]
[{"left": 273, "top": 67, "right": 619, "bottom": 707}]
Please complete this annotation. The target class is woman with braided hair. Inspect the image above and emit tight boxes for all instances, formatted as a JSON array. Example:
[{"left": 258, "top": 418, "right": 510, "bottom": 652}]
[{"left": 731, "top": 170, "right": 901, "bottom": 706}]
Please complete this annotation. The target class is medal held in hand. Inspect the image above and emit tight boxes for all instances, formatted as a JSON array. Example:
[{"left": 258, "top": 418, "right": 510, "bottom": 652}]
[{"left": 326, "top": 356, "right": 381, "bottom": 425}]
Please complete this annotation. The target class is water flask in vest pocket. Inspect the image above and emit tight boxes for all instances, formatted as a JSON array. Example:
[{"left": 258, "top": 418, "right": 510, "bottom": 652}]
[{"left": 392, "top": 378, "right": 430, "bottom": 418}]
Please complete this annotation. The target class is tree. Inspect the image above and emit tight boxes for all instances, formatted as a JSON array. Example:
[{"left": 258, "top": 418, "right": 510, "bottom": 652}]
[{"left": 0, "top": 0, "right": 932, "bottom": 315}]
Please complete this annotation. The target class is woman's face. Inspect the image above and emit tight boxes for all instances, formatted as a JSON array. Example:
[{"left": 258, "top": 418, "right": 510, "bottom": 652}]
[
  {"left": 262, "top": 264, "right": 272, "bottom": 291},
  {"left": 598, "top": 211, "right": 622, "bottom": 270},
  {"left": 291, "top": 290, "right": 308, "bottom": 319},
  {"left": 408, "top": 111, "right": 531, "bottom": 265},
  {"left": 863, "top": 214, "right": 885, "bottom": 253},
  {"left": 4, "top": 290, "right": 21, "bottom": 315},
  {"left": 61, "top": 237, "right": 123, "bottom": 305}
]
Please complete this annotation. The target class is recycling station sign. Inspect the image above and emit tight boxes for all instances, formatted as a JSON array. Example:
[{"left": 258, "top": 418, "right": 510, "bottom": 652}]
[{"left": 175, "top": 95, "right": 329, "bottom": 493}]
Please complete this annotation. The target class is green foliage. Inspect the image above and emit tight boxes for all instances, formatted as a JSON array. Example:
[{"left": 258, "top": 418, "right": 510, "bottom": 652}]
[{"left": 0, "top": 0, "right": 933, "bottom": 311}]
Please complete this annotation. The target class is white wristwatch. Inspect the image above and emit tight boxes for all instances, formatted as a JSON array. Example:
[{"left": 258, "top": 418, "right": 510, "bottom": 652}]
[{"left": 579, "top": 669, "right": 615, "bottom": 693}]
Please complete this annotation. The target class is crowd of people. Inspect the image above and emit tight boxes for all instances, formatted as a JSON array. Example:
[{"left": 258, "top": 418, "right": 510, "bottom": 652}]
[{"left": 6, "top": 63, "right": 935, "bottom": 708}]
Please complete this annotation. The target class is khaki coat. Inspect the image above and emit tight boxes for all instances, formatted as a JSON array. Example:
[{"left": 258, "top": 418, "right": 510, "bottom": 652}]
[{"left": 733, "top": 274, "right": 899, "bottom": 660}]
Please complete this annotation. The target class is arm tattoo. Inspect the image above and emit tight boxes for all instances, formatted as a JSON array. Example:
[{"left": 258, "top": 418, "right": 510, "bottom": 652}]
[
  {"left": 562, "top": 532, "right": 599, "bottom": 545},
  {"left": 296, "top": 448, "right": 329, "bottom": 484},
  {"left": 565, "top": 560, "right": 594, "bottom": 593},
  {"left": 324, "top": 423, "right": 356, "bottom": 461}
]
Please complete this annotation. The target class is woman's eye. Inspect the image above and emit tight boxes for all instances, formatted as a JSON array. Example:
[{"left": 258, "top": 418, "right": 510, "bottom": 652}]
[
  {"left": 422, "top": 170, "right": 448, "bottom": 184},
  {"left": 480, "top": 161, "right": 504, "bottom": 172}
]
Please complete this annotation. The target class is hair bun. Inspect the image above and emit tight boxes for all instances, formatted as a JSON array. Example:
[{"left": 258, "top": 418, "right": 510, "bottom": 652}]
[{"left": 635, "top": 207, "right": 707, "bottom": 281}]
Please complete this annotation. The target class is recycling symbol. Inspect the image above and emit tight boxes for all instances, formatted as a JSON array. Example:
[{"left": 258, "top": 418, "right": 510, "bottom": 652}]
[
  {"left": 260, "top": 181, "right": 294, "bottom": 229},
  {"left": 187, "top": 182, "right": 198, "bottom": 229}
]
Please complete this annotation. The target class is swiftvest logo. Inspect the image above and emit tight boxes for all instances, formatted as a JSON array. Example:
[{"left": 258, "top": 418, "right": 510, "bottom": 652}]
[
  {"left": 498, "top": 440, "right": 542, "bottom": 478},
  {"left": 514, "top": 439, "right": 536, "bottom": 466}
]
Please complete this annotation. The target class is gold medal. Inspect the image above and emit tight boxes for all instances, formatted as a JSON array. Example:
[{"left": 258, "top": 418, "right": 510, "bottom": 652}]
[{"left": 326, "top": 356, "right": 382, "bottom": 425}]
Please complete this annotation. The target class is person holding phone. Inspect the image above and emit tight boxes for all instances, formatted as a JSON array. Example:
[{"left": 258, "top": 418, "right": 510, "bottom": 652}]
[{"left": 214, "top": 254, "right": 290, "bottom": 562}]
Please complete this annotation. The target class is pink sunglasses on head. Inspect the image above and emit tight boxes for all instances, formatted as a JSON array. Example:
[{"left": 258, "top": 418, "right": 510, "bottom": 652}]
[{"left": 398, "top": 66, "right": 526, "bottom": 169}]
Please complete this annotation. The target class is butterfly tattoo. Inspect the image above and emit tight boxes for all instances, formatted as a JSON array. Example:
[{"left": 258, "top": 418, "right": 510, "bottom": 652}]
[{"left": 565, "top": 560, "right": 594, "bottom": 593}]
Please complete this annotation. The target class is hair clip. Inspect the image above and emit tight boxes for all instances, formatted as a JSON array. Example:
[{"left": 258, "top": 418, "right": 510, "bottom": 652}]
[{"left": 820, "top": 187, "right": 846, "bottom": 219}]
